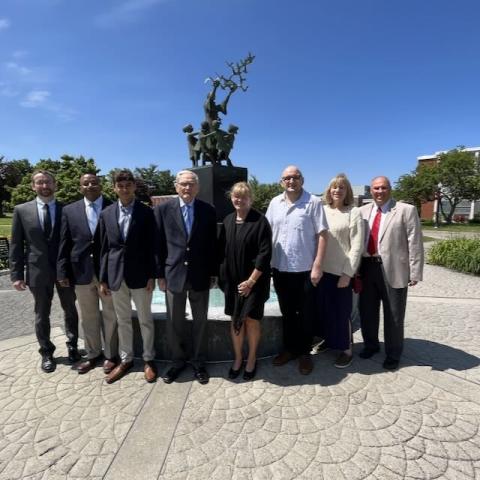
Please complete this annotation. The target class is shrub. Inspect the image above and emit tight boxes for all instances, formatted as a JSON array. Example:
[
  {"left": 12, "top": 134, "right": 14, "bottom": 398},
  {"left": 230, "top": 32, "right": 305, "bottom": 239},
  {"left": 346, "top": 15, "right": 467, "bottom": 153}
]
[{"left": 427, "top": 238, "right": 480, "bottom": 275}]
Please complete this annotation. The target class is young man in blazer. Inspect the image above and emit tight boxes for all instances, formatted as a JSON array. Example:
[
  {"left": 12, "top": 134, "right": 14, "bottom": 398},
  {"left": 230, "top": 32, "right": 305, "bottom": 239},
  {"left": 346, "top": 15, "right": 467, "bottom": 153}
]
[
  {"left": 99, "top": 170, "right": 157, "bottom": 384},
  {"left": 154, "top": 170, "right": 217, "bottom": 385},
  {"left": 358, "top": 176, "right": 424, "bottom": 370},
  {"left": 57, "top": 173, "right": 119, "bottom": 374},
  {"left": 10, "top": 170, "right": 79, "bottom": 373}
]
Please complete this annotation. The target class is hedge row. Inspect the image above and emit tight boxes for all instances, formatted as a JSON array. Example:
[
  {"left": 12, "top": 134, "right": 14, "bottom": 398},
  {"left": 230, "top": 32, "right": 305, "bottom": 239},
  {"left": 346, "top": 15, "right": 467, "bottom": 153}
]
[{"left": 427, "top": 238, "right": 480, "bottom": 275}]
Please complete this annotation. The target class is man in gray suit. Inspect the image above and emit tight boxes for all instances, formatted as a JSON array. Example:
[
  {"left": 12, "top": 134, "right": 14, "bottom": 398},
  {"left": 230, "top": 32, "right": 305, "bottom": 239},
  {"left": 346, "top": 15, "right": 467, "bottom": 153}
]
[
  {"left": 358, "top": 176, "right": 424, "bottom": 370},
  {"left": 10, "top": 170, "right": 79, "bottom": 373}
]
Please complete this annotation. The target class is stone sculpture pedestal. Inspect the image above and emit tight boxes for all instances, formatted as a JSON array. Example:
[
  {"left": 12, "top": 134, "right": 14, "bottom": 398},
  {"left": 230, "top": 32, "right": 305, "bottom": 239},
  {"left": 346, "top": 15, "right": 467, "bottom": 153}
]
[{"left": 190, "top": 165, "right": 248, "bottom": 222}]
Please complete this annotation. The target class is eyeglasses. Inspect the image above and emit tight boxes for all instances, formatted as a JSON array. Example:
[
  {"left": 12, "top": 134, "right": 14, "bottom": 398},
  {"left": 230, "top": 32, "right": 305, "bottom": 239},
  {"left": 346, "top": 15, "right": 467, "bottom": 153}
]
[
  {"left": 282, "top": 175, "right": 301, "bottom": 182},
  {"left": 176, "top": 182, "right": 197, "bottom": 188},
  {"left": 34, "top": 180, "right": 54, "bottom": 186}
]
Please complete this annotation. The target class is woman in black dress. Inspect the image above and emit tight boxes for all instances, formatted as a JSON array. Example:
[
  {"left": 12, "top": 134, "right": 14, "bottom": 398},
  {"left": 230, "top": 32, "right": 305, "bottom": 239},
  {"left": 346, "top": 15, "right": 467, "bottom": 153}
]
[{"left": 219, "top": 182, "right": 272, "bottom": 381}]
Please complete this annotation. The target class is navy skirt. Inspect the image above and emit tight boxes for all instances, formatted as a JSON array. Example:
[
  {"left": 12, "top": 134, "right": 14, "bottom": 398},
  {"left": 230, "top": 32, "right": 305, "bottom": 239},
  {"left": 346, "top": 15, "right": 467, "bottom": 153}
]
[{"left": 316, "top": 272, "right": 353, "bottom": 351}]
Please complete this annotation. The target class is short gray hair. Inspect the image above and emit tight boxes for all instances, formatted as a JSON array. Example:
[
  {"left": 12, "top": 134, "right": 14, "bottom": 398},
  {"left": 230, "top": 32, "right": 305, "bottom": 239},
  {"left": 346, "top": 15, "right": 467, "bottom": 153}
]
[{"left": 175, "top": 170, "right": 199, "bottom": 184}]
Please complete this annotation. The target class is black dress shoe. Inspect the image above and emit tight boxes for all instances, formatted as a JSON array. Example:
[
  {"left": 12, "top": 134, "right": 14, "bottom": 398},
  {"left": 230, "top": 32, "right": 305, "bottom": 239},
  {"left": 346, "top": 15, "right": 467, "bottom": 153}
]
[
  {"left": 41, "top": 354, "right": 56, "bottom": 373},
  {"left": 67, "top": 346, "right": 81, "bottom": 364},
  {"left": 194, "top": 367, "right": 209, "bottom": 385},
  {"left": 228, "top": 362, "right": 243, "bottom": 379},
  {"left": 163, "top": 365, "right": 185, "bottom": 384},
  {"left": 359, "top": 347, "right": 380, "bottom": 359},
  {"left": 243, "top": 362, "right": 257, "bottom": 381},
  {"left": 383, "top": 357, "right": 399, "bottom": 370}
]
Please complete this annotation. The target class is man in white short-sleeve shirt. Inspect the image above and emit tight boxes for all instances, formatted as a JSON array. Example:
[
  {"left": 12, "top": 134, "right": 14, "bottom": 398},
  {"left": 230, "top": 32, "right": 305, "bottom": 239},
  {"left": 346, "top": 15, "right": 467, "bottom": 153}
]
[{"left": 266, "top": 165, "right": 328, "bottom": 375}]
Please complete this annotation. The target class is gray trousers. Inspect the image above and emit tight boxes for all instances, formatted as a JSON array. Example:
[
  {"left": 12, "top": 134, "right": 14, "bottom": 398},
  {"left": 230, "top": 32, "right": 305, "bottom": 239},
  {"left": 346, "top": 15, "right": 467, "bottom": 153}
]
[
  {"left": 111, "top": 281, "right": 155, "bottom": 363},
  {"left": 75, "top": 276, "right": 118, "bottom": 360},
  {"left": 30, "top": 282, "right": 79, "bottom": 355},
  {"left": 359, "top": 260, "right": 408, "bottom": 361},
  {"left": 166, "top": 287, "right": 209, "bottom": 369}
]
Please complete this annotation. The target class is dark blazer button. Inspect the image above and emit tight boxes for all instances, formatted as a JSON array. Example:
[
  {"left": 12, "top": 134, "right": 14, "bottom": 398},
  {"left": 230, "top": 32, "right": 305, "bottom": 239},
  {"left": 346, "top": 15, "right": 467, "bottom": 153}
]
[{"left": 184, "top": 261, "right": 189, "bottom": 266}]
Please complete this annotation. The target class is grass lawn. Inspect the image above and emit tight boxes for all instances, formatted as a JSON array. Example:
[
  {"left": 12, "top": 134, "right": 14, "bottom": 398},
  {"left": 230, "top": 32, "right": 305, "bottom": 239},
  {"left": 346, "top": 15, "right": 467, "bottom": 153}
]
[
  {"left": 0, "top": 215, "right": 12, "bottom": 238},
  {"left": 422, "top": 222, "right": 480, "bottom": 232}
]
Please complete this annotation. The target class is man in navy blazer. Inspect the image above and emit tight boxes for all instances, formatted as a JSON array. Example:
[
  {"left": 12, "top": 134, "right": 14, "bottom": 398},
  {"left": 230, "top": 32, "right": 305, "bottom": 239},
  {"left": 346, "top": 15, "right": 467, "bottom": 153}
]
[
  {"left": 154, "top": 170, "right": 217, "bottom": 385},
  {"left": 99, "top": 170, "right": 157, "bottom": 384},
  {"left": 10, "top": 170, "right": 79, "bottom": 373},
  {"left": 57, "top": 173, "right": 118, "bottom": 375}
]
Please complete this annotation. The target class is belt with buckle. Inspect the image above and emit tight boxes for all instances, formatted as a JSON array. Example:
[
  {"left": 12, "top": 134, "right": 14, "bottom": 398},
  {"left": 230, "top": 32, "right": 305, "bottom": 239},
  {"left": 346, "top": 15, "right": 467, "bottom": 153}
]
[{"left": 362, "top": 256, "right": 382, "bottom": 264}]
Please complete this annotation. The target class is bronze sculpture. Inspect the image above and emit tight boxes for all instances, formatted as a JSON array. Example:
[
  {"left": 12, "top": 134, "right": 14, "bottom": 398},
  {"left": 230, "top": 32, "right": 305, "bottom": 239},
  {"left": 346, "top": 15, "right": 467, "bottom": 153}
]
[{"left": 183, "top": 53, "right": 254, "bottom": 167}]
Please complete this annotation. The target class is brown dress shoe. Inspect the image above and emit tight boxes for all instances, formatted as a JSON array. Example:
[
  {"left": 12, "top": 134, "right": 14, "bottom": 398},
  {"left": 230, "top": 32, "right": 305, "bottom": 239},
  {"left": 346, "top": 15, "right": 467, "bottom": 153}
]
[
  {"left": 144, "top": 361, "right": 157, "bottom": 383},
  {"left": 298, "top": 354, "right": 313, "bottom": 375},
  {"left": 105, "top": 361, "right": 133, "bottom": 384},
  {"left": 77, "top": 356, "right": 102, "bottom": 374},
  {"left": 273, "top": 351, "right": 297, "bottom": 366},
  {"left": 103, "top": 359, "right": 117, "bottom": 374}
]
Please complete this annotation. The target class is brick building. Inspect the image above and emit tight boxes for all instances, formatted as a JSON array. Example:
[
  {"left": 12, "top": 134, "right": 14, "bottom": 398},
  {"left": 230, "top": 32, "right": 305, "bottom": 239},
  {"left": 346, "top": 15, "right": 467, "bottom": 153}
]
[{"left": 417, "top": 147, "right": 480, "bottom": 222}]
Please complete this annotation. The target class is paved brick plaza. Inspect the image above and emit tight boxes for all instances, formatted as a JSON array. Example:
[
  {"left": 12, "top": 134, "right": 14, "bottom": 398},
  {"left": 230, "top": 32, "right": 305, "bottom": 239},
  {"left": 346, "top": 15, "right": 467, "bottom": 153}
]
[{"left": 1, "top": 262, "right": 480, "bottom": 479}]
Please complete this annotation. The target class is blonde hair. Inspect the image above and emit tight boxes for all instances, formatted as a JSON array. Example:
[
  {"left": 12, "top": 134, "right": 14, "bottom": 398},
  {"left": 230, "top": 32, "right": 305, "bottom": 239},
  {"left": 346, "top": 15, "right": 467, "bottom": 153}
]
[
  {"left": 324, "top": 173, "right": 354, "bottom": 206},
  {"left": 229, "top": 181, "right": 254, "bottom": 200}
]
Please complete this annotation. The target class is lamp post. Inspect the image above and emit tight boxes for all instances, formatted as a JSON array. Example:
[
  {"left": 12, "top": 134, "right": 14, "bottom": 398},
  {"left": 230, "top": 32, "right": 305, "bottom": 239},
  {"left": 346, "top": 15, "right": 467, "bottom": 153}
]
[{"left": 434, "top": 182, "right": 442, "bottom": 228}]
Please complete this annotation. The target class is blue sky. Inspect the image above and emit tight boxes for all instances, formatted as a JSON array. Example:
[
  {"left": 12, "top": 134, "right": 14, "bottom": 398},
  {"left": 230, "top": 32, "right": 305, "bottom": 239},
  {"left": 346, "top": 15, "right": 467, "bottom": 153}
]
[{"left": 1, "top": 0, "right": 479, "bottom": 193}]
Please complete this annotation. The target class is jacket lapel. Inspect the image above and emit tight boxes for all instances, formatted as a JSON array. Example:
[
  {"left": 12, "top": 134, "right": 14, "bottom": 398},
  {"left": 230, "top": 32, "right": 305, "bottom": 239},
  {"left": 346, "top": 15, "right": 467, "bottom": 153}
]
[
  {"left": 78, "top": 200, "right": 92, "bottom": 238},
  {"left": 113, "top": 202, "right": 122, "bottom": 241},
  {"left": 52, "top": 201, "right": 62, "bottom": 239},
  {"left": 379, "top": 200, "right": 397, "bottom": 241},
  {"left": 188, "top": 199, "right": 199, "bottom": 240},
  {"left": 173, "top": 200, "right": 188, "bottom": 239}
]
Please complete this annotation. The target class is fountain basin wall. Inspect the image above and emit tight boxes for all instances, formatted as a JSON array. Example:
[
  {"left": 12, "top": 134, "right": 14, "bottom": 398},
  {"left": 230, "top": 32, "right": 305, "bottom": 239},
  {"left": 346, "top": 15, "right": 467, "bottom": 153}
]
[{"left": 131, "top": 303, "right": 283, "bottom": 362}]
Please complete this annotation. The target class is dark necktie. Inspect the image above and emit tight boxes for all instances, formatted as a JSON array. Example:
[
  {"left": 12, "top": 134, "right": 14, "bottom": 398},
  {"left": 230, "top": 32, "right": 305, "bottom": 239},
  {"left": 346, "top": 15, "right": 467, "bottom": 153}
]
[
  {"left": 367, "top": 207, "right": 382, "bottom": 256},
  {"left": 43, "top": 204, "right": 52, "bottom": 239}
]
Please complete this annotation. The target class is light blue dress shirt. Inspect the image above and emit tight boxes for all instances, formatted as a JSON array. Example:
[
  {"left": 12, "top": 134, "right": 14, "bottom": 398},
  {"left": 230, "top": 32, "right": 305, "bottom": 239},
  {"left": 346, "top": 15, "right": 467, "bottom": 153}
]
[
  {"left": 118, "top": 200, "right": 134, "bottom": 241},
  {"left": 179, "top": 198, "right": 195, "bottom": 236},
  {"left": 265, "top": 189, "right": 328, "bottom": 272}
]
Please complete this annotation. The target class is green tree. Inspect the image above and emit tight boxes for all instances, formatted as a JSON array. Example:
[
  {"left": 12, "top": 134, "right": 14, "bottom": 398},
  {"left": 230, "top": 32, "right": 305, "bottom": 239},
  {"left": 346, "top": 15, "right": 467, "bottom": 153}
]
[
  {"left": 436, "top": 149, "right": 480, "bottom": 224},
  {"left": 0, "top": 157, "right": 33, "bottom": 216},
  {"left": 134, "top": 164, "right": 175, "bottom": 196},
  {"left": 249, "top": 175, "right": 283, "bottom": 213},
  {"left": 394, "top": 148, "right": 480, "bottom": 223},
  {"left": 393, "top": 164, "right": 438, "bottom": 214},
  {"left": 9, "top": 155, "right": 99, "bottom": 206}
]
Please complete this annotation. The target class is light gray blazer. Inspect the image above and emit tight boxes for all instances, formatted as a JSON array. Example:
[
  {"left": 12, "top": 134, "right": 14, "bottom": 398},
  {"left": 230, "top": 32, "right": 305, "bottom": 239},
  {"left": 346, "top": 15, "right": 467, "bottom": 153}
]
[{"left": 360, "top": 200, "right": 424, "bottom": 288}]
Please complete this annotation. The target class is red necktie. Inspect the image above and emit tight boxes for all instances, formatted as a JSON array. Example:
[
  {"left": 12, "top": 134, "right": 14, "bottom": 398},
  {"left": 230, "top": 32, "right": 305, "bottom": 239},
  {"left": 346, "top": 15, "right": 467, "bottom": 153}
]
[{"left": 367, "top": 208, "right": 382, "bottom": 256}]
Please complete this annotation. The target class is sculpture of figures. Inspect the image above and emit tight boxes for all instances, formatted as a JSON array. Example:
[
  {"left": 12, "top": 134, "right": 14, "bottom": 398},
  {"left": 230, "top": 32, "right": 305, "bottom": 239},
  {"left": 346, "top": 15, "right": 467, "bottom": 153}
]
[
  {"left": 182, "top": 124, "right": 200, "bottom": 167},
  {"left": 205, "top": 120, "right": 238, "bottom": 167},
  {"left": 194, "top": 121, "right": 217, "bottom": 166},
  {"left": 204, "top": 80, "right": 237, "bottom": 128},
  {"left": 183, "top": 53, "right": 254, "bottom": 167},
  {"left": 220, "top": 124, "right": 239, "bottom": 166}
]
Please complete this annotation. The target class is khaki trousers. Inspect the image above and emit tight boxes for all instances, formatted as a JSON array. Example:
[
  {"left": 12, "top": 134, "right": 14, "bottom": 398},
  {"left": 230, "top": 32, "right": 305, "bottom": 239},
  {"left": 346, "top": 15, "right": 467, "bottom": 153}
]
[
  {"left": 75, "top": 276, "right": 118, "bottom": 360},
  {"left": 111, "top": 281, "right": 155, "bottom": 363}
]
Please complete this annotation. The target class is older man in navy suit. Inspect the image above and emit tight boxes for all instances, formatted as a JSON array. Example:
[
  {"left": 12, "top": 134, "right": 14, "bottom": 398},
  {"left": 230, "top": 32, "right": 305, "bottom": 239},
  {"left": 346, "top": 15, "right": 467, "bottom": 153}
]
[
  {"left": 10, "top": 170, "right": 79, "bottom": 373},
  {"left": 154, "top": 170, "right": 217, "bottom": 385},
  {"left": 99, "top": 170, "right": 157, "bottom": 384},
  {"left": 57, "top": 173, "right": 118, "bottom": 375}
]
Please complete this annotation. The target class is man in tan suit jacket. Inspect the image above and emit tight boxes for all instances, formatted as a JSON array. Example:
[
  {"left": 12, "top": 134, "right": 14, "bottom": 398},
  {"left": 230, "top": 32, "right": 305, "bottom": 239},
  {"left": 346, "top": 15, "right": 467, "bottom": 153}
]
[{"left": 358, "top": 176, "right": 424, "bottom": 370}]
